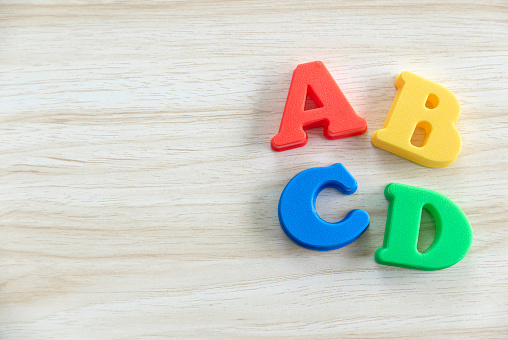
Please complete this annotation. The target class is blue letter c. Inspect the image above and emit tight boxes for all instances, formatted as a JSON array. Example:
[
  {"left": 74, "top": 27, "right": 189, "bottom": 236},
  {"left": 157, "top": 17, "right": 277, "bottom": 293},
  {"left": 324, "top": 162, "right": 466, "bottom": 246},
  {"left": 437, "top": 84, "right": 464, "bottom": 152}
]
[{"left": 278, "top": 163, "right": 370, "bottom": 250}]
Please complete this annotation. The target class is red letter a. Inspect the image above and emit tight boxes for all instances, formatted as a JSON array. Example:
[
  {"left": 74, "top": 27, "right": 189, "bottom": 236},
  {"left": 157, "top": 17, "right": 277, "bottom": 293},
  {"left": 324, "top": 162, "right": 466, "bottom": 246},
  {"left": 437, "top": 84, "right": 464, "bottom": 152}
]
[{"left": 271, "top": 61, "right": 367, "bottom": 152}]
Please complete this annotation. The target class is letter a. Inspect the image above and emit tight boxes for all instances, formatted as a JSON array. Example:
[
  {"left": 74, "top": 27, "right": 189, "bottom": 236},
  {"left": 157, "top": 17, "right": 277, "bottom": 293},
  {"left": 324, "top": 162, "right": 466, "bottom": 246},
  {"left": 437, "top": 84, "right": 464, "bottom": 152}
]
[
  {"left": 271, "top": 61, "right": 367, "bottom": 151},
  {"left": 372, "top": 71, "right": 462, "bottom": 167},
  {"left": 375, "top": 183, "right": 472, "bottom": 271},
  {"left": 278, "top": 164, "right": 370, "bottom": 250}
]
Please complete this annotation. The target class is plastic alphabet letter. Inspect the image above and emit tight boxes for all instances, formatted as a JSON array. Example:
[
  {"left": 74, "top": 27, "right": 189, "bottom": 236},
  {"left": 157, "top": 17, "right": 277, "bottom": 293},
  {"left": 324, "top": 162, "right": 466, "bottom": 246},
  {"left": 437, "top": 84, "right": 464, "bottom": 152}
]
[
  {"left": 371, "top": 71, "right": 462, "bottom": 167},
  {"left": 375, "top": 183, "right": 473, "bottom": 271},
  {"left": 278, "top": 163, "right": 370, "bottom": 250},
  {"left": 271, "top": 61, "right": 367, "bottom": 151}
]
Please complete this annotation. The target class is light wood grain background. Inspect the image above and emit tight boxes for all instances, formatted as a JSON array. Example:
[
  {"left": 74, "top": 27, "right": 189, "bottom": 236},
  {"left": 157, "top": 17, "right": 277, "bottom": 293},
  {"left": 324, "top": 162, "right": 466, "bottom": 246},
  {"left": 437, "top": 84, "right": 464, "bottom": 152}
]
[{"left": 1, "top": 0, "right": 507, "bottom": 338}]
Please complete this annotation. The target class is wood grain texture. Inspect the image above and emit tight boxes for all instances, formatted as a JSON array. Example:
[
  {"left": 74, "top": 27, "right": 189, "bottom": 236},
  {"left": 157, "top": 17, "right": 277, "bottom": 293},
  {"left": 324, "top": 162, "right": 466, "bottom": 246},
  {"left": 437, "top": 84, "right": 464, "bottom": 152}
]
[{"left": 1, "top": 0, "right": 507, "bottom": 338}]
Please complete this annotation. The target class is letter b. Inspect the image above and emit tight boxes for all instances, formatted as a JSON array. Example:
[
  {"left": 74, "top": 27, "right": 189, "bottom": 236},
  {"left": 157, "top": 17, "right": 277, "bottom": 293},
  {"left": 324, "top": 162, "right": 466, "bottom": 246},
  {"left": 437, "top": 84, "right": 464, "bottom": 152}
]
[{"left": 372, "top": 71, "right": 462, "bottom": 168}]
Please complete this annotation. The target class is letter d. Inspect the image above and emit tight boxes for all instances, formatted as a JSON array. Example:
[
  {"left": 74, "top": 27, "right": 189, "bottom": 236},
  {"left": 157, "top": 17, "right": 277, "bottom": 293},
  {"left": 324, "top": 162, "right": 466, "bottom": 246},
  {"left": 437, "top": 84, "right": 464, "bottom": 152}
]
[{"left": 375, "top": 183, "right": 472, "bottom": 271}]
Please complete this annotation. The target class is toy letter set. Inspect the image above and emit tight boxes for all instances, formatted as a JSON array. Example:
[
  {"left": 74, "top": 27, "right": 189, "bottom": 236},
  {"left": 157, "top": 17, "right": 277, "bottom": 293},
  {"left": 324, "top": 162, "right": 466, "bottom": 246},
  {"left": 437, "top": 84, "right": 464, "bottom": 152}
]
[{"left": 272, "top": 61, "right": 471, "bottom": 271}]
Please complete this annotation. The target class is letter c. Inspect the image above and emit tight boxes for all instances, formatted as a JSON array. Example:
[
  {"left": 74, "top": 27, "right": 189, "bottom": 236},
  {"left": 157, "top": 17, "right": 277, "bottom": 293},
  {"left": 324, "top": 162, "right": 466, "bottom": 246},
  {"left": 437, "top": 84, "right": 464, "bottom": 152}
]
[{"left": 278, "top": 164, "right": 370, "bottom": 250}]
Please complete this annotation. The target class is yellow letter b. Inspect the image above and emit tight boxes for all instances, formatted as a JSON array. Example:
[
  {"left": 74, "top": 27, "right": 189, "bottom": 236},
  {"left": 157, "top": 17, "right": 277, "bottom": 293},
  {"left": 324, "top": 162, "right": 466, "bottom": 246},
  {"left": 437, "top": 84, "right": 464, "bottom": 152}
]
[{"left": 372, "top": 71, "right": 462, "bottom": 168}]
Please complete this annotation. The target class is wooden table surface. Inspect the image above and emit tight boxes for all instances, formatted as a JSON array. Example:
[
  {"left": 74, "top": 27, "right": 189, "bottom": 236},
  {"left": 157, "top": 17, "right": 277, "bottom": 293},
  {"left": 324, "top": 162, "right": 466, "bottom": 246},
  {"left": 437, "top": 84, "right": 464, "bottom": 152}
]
[{"left": 1, "top": 1, "right": 507, "bottom": 338}]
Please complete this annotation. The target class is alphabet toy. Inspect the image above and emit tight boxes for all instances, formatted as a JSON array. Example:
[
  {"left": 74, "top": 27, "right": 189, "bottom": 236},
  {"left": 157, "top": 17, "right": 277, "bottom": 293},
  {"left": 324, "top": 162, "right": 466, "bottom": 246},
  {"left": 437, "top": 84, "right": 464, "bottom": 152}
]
[
  {"left": 375, "top": 183, "right": 472, "bottom": 270},
  {"left": 272, "top": 62, "right": 471, "bottom": 270},
  {"left": 278, "top": 163, "right": 369, "bottom": 250},
  {"left": 372, "top": 71, "right": 462, "bottom": 168},
  {"left": 278, "top": 166, "right": 472, "bottom": 270},
  {"left": 271, "top": 61, "right": 367, "bottom": 151}
]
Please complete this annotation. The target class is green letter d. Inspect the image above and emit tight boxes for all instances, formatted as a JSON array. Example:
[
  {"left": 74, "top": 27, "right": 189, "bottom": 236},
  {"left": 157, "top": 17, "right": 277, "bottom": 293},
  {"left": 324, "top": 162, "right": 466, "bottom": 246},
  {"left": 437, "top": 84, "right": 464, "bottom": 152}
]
[{"left": 375, "top": 183, "right": 472, "bottom": 271}]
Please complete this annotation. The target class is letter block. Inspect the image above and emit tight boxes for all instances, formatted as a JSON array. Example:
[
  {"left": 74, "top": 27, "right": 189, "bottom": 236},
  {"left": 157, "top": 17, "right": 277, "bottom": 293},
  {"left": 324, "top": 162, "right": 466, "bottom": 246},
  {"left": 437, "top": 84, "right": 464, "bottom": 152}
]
[
  {"left": 375, "top": 183, "right": 473, "bottom": 270},
  {"left": 271, "top": 61, "right": 367, "bottom": 151},
  {"left": 278, "top": 164, "right": 370, "bottom": 250},
  {"left": 372, "top": 71, "right": 462, "bottom": 167}
]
